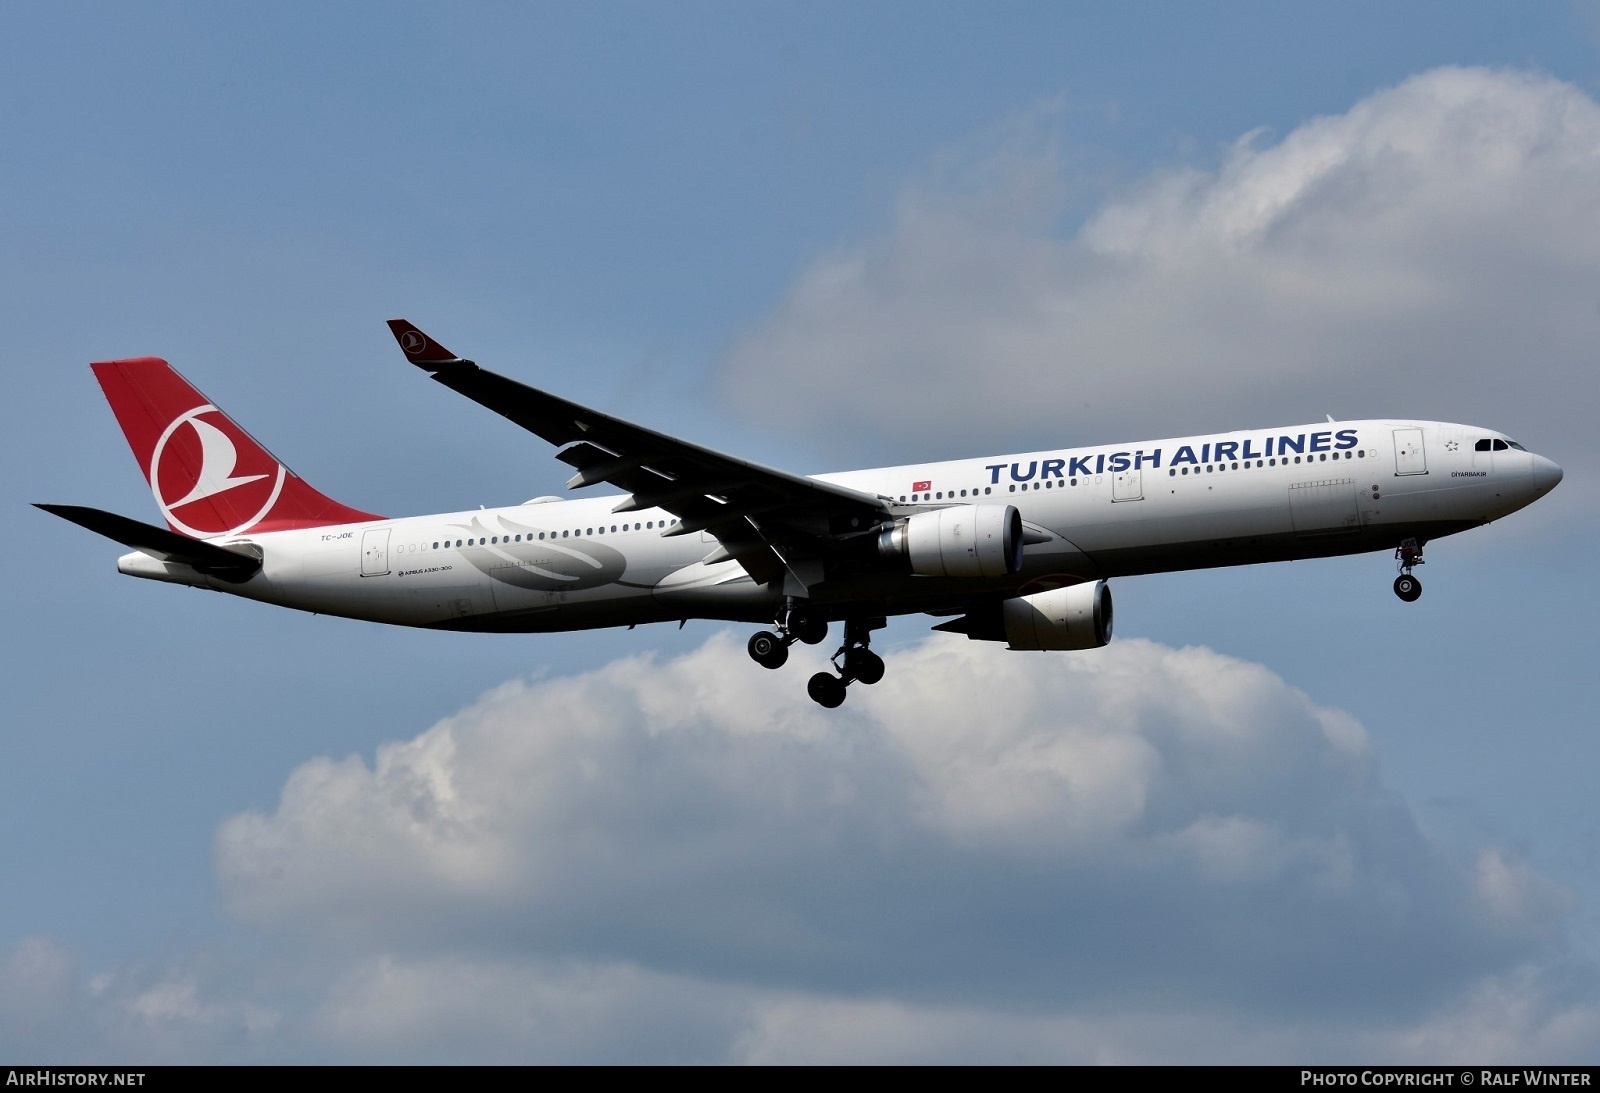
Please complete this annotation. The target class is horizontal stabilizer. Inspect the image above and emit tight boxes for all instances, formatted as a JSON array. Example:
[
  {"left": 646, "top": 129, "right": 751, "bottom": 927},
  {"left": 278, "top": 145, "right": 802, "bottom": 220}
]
[{"left": 35, "top": 504, "right": 262, "bottom": 582}]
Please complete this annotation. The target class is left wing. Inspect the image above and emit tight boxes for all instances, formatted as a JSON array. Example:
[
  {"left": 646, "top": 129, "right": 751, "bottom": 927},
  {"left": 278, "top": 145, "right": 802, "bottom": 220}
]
[{"left": 387, "top": 320, "right": 890, "bottom": 588}]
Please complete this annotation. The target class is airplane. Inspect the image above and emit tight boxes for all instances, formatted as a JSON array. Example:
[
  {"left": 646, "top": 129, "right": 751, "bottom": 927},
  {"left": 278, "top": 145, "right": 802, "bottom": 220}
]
[{"left": 39, "top": 320, "right": 1564, "bottom": 708}]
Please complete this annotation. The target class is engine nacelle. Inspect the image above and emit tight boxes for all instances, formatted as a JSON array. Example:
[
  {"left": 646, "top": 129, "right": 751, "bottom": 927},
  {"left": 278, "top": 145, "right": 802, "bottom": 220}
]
[
  {"left": 1003, "top": 581, "right": 1113, "bottom": 650},
  {"left": 877, "top": 504, "right": 1023, "bottom": 578},
  {"left": 935, "top": 581, "right": 1113, "bottom": 650}
]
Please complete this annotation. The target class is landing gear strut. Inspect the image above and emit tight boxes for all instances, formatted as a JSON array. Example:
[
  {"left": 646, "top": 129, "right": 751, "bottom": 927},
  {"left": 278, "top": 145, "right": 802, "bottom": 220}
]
[
  {"left": 747, "top": 605, "right": 887, "bottom": 708},
  {"left": 806, "top": 617, "right": 887, "bottom": 709},
  {"left": 746, "top": 598, "right": 830, "bottom": 671},
  {"left": 1393, "top": 538, "right": 1424, "bottom": 603}
]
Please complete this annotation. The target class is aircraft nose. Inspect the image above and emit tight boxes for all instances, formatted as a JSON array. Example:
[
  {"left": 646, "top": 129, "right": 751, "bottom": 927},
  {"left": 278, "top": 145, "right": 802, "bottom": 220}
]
[{"left": 1531, "top": 454, "right": 1564, "bottom": 496}]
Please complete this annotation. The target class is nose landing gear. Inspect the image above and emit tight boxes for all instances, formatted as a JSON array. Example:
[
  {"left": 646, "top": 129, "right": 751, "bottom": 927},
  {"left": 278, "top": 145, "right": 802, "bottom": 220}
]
[{"left": 1393, "top": 538, "right": 1424, "bottom": 602}]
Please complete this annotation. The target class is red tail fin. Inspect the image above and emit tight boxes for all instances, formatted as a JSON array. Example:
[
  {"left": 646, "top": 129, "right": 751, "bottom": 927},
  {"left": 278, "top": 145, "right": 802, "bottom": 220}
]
[{"left": 92, "top": 357, "right": 383, "bottom": 537}]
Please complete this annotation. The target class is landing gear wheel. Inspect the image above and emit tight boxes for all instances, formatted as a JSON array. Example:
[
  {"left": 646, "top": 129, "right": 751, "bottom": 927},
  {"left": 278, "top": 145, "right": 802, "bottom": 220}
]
[
  {"left": 789, "top": 611, "right": 828, "bottom": 646},
  {"left": 844, "top": 649, "right": 885, "bottom": 685},
  {"left": 748, "top": 631, "right": 789, "bottom": 669},
  {"left": 807, "top": 672, "right": 847, "bottom": 708},
  {"left": 1393, "top": 574, "right": 1422, "bottom": 603}
]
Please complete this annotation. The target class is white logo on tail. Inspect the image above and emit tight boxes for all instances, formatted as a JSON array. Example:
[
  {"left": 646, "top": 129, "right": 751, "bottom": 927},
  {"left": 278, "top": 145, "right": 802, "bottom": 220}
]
[
  {"left": 150, "top": 404, "right": 287, "bottom": 538},
  {"left": 400, "top": 330, "right": 427, "bottom": 356},
  {"left": 167, "top": 417, "right": 267, "bottom": 507}
]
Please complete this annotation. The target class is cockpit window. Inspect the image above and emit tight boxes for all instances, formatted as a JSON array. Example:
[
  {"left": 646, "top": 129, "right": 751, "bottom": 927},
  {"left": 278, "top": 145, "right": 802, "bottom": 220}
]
[
  {"left": 1475, "top": 439, "right": 1492, "bottom": 451},
  {"left": 1508, "top": 440, "right": 1526, "bottom": 451}
]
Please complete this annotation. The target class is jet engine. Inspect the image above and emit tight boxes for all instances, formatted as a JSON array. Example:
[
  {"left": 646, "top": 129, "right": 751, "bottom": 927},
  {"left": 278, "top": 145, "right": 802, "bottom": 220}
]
[
  {"left": 877, "top": 504, "right": 1023, "bottom": 578},
  {"left": 934, "top": 580, "right": 1113, "bottom": 650}
]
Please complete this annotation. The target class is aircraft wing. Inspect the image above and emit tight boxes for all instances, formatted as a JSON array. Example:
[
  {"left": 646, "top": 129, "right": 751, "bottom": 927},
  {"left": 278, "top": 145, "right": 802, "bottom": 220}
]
[{"left": 387, "top": 320, "right": 889, "bottom": 587}]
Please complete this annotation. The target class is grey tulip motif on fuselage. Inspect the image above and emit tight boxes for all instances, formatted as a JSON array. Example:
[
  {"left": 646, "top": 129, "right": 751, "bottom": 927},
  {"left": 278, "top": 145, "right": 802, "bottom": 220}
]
[{"left": 451, "top": 514, "right": 629, "bottom": 591}]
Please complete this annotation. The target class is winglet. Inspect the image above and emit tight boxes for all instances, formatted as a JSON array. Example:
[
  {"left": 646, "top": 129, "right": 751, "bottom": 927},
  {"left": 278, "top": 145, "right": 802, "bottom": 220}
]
[{"left": 386, "top": 319, "right": 473, "bottom": 370}]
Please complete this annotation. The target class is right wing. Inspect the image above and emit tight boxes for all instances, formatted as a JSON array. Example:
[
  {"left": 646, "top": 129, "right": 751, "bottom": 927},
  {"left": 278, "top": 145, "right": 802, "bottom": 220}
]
[{"left": 387, "top": 320, "right": 891, "bottom": 588}]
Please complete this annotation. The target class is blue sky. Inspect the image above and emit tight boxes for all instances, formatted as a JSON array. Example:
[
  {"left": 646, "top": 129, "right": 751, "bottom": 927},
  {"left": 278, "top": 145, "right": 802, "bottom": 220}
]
[{"left": 4, "top": 2, "right": 1599, "bottom": 1062}]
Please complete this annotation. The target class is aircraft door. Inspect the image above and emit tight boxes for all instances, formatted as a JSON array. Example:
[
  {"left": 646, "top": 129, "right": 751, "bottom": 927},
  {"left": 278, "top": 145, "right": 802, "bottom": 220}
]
[
  {"left": 1112, "top": 468, "right": 1143, "bottom": 502},
  {"left": 1393, "top": 428, "right": 1428, "bottom": 476},
  {"left": 360, "top": 527, "right": 391, "bottom": 576}
]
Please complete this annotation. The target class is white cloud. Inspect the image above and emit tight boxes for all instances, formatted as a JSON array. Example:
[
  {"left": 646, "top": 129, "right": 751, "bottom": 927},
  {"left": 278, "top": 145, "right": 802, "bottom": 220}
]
[
  {"left": 1, "top": 629, "right": 1590, "bottom": 1061},
  {"left": 205, "top": 631, "right": 1588, "bottom": 1059},
  {"left": 731, "top": 973, "right": 1600, "bottom": 1064},
  {"left": 0, "top": 937, "right": 285, "bottom": 1063},
  {"left": 720, "top": 67, "right": 1599, "bottom": 517},
  {"left": 311, "top": 955, "right": 747, "bottom": 1064},
  {"left": 0, "top": 937, "right": 74, "bottom": 1023}
]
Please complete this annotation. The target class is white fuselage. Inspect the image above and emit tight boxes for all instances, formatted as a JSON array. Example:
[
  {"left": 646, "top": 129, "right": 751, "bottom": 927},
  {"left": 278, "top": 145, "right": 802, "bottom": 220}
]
[{"left": 118, "top": 419, "right": 1563, "bottom": 632}]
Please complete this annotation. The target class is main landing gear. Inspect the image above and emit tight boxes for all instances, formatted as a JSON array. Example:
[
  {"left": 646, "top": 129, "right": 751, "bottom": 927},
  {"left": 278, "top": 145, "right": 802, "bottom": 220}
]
[
  {"left": 746, "top": 598, "right": 829, "bottom": 671},
  {"left": 1393, "top": 537, "right": 1424, "bottom": 603},
  {"left": 746, "top": 607, "right": 886, "bottom": 708},
  {"left": 806, "top": 617, "right": 887, "bottom": 709}
]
